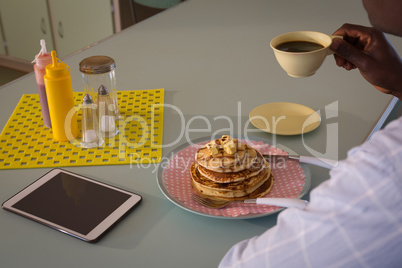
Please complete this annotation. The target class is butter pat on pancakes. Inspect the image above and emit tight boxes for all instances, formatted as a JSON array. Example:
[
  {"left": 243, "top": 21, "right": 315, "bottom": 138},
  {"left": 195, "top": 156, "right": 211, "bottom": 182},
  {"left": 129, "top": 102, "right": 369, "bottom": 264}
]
[{"left": 191, "top": 136, "right": 274, "bottom": 201}]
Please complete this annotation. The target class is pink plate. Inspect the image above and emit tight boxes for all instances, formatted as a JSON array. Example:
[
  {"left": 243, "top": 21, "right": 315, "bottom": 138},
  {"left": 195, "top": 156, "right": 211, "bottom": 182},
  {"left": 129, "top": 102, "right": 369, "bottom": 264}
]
[{"left": 157, "top": 136, "right": 311, "bottom": 219}]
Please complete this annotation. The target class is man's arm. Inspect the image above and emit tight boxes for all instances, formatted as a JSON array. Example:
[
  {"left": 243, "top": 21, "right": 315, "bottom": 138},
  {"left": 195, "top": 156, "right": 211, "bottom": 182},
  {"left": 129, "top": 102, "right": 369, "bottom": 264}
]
[{"left": 220, "top": 117, "right": 402, "bottom": 268}]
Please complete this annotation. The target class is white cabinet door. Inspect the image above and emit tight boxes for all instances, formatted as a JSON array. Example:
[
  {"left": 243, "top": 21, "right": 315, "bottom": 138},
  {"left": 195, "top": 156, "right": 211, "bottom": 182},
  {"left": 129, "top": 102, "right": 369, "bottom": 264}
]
[
  {"left": 0, "top": 22, "right": 6, "bottom": 55},
  {"left": 0, "top": 0, "right": 54, "bottom": 61},
  {"left": 49, "top": 0, "right": 114, "bottom": 57}
]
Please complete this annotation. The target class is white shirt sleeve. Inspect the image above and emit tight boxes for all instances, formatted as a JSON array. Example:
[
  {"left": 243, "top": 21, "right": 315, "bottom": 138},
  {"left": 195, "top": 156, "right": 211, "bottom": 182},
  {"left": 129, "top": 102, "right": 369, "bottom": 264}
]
[{"left": 219, "top": 116, "right": 402, "bottom": 268}]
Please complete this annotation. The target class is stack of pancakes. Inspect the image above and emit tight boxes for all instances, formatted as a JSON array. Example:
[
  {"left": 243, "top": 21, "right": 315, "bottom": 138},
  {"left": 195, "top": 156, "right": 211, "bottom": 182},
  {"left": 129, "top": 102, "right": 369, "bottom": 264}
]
[{"left": 190, "top": 136, "right": 274, "bottom": 200}]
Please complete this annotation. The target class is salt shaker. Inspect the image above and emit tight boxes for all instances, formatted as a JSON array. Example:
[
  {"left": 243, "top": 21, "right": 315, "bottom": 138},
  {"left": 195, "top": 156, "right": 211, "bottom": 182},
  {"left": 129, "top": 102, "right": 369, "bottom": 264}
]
[
  {"left": 81, "top": 94, "right": 104, "bottom": 148},
  {"left": 79, "top": 56, "right": 120, "bottom": 118},
  {"left": 98, "top": 85, "right": 118, "bottom": 138}
]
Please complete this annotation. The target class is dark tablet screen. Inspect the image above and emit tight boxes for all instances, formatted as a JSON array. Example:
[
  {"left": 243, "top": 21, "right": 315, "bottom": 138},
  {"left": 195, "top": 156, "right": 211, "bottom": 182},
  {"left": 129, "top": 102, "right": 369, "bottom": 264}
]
[{"left": 12, "top": 172, "right": 131, "bottom": 235}]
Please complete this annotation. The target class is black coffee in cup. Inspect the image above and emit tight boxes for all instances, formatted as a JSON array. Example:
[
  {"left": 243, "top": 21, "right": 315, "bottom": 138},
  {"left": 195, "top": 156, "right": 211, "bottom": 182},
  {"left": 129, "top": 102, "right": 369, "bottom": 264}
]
[{"left": 275, "top": 41, "right": 324, "bottom": 53}]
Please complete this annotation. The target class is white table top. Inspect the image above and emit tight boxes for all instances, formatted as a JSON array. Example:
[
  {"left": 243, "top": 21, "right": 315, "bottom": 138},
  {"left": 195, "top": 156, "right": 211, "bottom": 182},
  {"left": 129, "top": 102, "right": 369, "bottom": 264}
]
[{"left": 1, "top": 0, "right": 401, "bottom": 267}]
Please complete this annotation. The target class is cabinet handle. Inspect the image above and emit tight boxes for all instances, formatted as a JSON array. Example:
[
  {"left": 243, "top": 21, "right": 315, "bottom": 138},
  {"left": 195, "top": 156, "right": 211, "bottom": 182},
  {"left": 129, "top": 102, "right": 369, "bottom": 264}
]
[
  {"left": 40, "top": 18, "right": 46, "bottom": 35},
  {"left": 58, "top": 21, "right": 64, "bottom": 38}
]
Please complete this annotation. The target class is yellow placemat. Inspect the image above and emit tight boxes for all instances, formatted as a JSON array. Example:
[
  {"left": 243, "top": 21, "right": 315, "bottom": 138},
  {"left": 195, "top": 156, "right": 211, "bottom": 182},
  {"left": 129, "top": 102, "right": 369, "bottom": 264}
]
[{"left": 0, "top": 89, "right": 164, "bottom": 169}]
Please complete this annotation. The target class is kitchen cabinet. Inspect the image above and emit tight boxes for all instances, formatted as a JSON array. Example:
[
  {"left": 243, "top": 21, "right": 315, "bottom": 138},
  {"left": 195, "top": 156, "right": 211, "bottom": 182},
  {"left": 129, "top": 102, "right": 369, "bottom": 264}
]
[
  {"left": 0, "top": 0, "right": 54, "bottom": 61},
  {"left": 0, "top": 21, "right": 6, "bottom": 55},
  {"left": 0, "top": 0, "right": 114, "bottom": 65},
  {"left": 49, "top": 0, "right": 114, "bottom": 57}
]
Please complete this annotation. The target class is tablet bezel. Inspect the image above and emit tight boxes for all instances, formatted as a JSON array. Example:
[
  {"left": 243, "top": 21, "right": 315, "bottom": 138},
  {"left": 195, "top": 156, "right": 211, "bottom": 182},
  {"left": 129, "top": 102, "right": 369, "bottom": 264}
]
[{"left": 2, "top": 168, "right": 142, "bottom": 243}]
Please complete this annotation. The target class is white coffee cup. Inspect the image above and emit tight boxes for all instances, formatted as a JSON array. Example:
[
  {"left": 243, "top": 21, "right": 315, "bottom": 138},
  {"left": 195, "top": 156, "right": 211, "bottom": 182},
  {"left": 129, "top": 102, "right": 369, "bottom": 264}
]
[{"left": 270, "top": 31, "right": 341, "bottom": 78}]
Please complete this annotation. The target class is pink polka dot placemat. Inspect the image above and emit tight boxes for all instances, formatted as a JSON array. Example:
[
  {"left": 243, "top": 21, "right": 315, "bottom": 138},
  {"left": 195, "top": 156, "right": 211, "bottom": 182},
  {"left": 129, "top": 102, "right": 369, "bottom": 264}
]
[{"left": 157, "top": 138, "right": 310, "bottom": 219}]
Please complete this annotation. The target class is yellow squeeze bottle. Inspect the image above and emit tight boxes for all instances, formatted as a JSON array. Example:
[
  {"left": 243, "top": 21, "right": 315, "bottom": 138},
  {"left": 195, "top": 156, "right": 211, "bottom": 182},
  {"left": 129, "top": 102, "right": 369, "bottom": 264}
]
[{"left": 44, "top": 51, "right": 78, "bottom": 141}]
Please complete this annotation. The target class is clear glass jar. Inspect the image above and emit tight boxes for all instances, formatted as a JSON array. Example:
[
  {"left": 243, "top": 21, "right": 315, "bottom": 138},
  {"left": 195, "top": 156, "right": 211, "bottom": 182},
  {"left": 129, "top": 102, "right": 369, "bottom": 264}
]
[{"left": 79, "top": 56, "right": 120, "bottom": 118}]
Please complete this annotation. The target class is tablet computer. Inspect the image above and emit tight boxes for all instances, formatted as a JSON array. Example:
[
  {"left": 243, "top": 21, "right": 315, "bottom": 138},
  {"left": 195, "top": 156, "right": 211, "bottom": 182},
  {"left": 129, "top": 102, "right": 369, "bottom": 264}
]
[{"left": 2, "top": 168, "right": 142, "bottom": 243}]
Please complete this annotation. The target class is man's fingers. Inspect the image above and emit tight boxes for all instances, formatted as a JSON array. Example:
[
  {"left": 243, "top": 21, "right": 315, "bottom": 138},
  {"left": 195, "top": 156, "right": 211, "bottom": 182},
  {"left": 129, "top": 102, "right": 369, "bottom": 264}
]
[
  {"left": 330, "top": 38, "right": 366, "bottom": 69},
  {"left": 333, "top": 55, "right": 346, "bottom": 67}
]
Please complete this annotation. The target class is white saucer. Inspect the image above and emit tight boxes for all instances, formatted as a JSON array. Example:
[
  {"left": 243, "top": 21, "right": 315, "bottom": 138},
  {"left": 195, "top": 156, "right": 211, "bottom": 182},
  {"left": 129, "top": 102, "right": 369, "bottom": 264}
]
[{"left": 249, "top": 102, "right": 321, "bottom": 135}]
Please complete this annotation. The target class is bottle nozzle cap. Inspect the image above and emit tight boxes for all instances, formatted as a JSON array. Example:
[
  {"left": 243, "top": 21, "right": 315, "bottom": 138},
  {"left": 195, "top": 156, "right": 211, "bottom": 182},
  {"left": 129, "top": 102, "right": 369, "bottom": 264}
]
[
  {"left": 45, "top": 50, "right": 70, "bottom": 78},
  {"left": 40, "top": 39, "right": 47, "bottom": 54},
  {"left": 32, "top": 39, "right": 51, "bottom": 65},
  {"left": 51, "top": 51, "right": 58, "bottom": 67}
]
